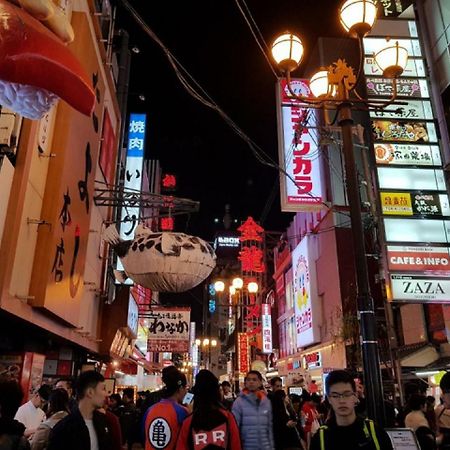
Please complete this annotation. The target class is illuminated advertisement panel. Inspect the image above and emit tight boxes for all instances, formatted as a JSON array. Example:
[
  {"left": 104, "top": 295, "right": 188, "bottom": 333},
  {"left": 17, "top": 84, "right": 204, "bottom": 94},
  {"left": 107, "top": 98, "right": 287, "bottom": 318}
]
[
  {"left": 261, "top": 304, "right": 273, "bottom": 354},
  {"left": 384, "top": 218, "right": 450, "bottom": 244},
  {"left": 374, "top": 143, "right": 441, "bottom": 167},
  {"left": 380, "top": 192, "right": 450, "bottom": 217},
  {"left": 387, "top": 246, "right": 450, "bottom": 273},
  {"left": 364, "top": 56, "right": 425, "bottom": 78},
  {"left": 372, "top": 120, "right": 437, "bottom": 143},
  {"left": 364, "top": 38, "right": 422, "bottom": 57},
  {"left": 292, "top": 236, "right": 320, "bottom": 348},
  {"left": 378, "top": 167, "right": 446, "bottom": 191},
  {"left": 276, "top": 79, "right": 326, "bottom": 212},
  {"left": 390, "top": 274, "right": 450, "bottom": 302},
  {"left": 367, "top": 78, "right": 429, "bottom": 98},
  {"left": 370, "top": 100, "right": 433, "bottom": 121}
]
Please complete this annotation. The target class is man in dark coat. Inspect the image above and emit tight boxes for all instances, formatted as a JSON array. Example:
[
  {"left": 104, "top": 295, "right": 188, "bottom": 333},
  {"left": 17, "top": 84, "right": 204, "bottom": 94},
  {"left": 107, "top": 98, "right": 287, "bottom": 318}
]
[{"left": 48, "top": 371, "right": 113, "bottom": 450}]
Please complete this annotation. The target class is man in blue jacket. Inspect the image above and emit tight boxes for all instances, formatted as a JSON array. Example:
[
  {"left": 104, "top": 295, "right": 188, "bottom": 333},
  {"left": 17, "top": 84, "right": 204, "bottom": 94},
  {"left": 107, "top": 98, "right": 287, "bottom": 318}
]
[{"left": 232, "top": 370, "right": 274, "bottom": 450}]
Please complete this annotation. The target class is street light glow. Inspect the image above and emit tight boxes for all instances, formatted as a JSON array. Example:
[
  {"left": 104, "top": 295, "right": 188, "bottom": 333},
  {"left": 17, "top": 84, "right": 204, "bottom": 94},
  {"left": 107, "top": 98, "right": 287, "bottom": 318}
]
[
  {"left": 211, "top": 339, "right": 218, "bottom": 347},
  {"left": 203, "top": 338, "right": 210, "bottom": 346},
  {"left": 232, "top": 277, "right": 244, "bottom": 289},
  {"left": 309, "top": 70, "right": 330, "bottom": 98},
  {"left": 195, "top": 338, "right": 201, "bottom": 346},
  {"left": 374, "top": 40, "right": 408, "bottom": 78},
  {"left": 271, "top": 32, "right": 304, "bottom": 72},
  {"left": 339, "top": 0, "right": 377, "bottom": 38},
  {"left": 248, "top": 282, "right": 258, "bottom": 294},
  {"left": 214, "top": 280, "right": 225, "bottom": 292},
  {"left": 229, "top": 286, "right": 236, "bottom": 295}
]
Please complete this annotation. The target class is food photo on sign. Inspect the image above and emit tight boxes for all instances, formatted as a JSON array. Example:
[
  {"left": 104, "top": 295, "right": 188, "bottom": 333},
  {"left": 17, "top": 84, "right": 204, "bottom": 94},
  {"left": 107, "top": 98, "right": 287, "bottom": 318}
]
[{"left": 372, "top": 120, "right": 432, "bottom": 143}]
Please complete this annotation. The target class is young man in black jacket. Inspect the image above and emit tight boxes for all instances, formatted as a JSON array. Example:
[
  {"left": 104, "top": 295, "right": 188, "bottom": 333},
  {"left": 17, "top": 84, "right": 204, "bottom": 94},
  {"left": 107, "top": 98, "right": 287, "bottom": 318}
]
[
  {"left": 48, "top": 370, "right": 113, "bottom": 450},
  {"left": 310, "top": 370, "right": 393, "bottom": 450}
]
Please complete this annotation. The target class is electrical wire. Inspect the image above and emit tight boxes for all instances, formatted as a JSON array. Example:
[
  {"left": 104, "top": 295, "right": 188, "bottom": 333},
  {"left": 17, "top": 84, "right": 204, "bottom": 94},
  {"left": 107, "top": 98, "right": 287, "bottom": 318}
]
[
  {"left": 233, "top": 0, "right": 280, "bottom": 78},
  {"left": 118, "top": 0, "right": 332, "bottom": 210}
]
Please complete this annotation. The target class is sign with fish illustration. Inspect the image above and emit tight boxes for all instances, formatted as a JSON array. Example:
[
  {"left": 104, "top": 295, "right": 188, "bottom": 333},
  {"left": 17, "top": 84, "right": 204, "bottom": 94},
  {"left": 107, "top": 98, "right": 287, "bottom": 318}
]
[{"left": 103, "top": 224, "right": 216, "bottom": 292}]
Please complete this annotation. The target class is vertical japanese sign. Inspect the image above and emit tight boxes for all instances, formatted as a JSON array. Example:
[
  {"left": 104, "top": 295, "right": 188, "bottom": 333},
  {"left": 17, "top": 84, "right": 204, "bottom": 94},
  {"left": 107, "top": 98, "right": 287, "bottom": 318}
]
[
  {"left": 238, "top": 332, "right": 249, "bottom": 374},
  {"left": 276, "top": 79, "right": 326, "bottom": 212},
  {"left": 238, "top": 217, "right": 264, "bottom": 339},
  {"left": 365, "top": 15, "right": 450, "bottom": 302},
  {"left": 261, "top": 304, "right": 273, "bottom": 354},
  {"left": 147, "top": 307, "right": 190, "bottom": 352},
  {"left": 120, "top": 113, "right": 146, "bottom": 241},
  {"left": 29, "top": 12, "right": 108, "bottom": 325},
  {"left": 292, "top": 236, "right": 320, "bottom": 347}
]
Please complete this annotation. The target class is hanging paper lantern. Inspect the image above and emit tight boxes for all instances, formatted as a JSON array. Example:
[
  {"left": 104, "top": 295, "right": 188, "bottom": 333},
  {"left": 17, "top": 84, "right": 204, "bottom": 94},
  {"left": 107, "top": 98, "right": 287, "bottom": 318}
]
[{"left": 103, "top": 224, "right": 216, "bottom": 293}]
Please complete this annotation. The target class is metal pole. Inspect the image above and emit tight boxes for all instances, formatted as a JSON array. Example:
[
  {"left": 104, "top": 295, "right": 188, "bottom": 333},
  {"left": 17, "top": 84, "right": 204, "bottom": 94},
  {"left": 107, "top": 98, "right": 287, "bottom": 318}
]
[{"left": 338, "top": 102, "right": 385, "bottom": 425}]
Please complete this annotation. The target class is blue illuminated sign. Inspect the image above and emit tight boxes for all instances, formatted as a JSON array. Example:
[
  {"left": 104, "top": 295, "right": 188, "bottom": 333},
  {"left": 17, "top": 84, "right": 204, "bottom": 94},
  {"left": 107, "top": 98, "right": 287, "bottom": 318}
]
[{"left": 127, "top": 113, "right": 146, "bottom": 157}]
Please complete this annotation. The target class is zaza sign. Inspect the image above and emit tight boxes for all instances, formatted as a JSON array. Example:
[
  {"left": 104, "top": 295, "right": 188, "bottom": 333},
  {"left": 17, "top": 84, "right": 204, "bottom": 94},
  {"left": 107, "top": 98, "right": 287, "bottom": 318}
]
[{"left": 390, "top": 274, "right": 450, "bottom": 302}]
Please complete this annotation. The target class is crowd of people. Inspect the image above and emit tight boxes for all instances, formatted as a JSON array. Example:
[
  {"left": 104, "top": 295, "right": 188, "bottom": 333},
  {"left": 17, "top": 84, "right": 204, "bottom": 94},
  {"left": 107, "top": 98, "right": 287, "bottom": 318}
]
[{"left": 3, "top": 368, "right": 450, "bottom": 450}]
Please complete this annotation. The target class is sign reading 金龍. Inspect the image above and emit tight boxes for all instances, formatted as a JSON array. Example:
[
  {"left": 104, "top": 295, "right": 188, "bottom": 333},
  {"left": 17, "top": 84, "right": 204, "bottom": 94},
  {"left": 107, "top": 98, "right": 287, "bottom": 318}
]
[
  {"left": 276, "top": 79, "right": 326, "bottom": 212},
  {"left": 147, "top": 307, "right": 190, "bottom": 352}
]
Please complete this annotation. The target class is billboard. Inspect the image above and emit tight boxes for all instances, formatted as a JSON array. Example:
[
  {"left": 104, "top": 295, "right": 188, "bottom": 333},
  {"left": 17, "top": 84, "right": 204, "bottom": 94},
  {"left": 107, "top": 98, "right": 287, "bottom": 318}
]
[
  {"left": 276, "top": 79, "right": 326, "bottom": 212},
  {"left": 238, "top": 333, "right": 250, "bottom": 374},
  {"left": 390, "top": 275, "right": 450, "bottom": 302},
  {"left": 381, "top": 192, "right": 450, "bottom": 217},
  {"left": 292, "top": 236, "right": 320, "bottom": 348},
  {"left": 374, "top": 143, "right": 441, "bottom": 166},
  {"left": 261, "top": 304, "right": 273, "bottom": 354},
  {"left": 147, "top": 307, "right": 190, "bottom": 352},
  {"left": 387, "top": 246, "right": 450, "bottom": 273}
]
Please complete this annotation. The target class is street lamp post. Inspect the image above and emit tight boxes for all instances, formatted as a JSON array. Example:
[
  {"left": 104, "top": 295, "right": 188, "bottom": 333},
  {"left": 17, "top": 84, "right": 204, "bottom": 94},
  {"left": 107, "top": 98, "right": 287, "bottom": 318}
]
[{"left": 271, "top": 0, "right": 408, "bottom": 425}]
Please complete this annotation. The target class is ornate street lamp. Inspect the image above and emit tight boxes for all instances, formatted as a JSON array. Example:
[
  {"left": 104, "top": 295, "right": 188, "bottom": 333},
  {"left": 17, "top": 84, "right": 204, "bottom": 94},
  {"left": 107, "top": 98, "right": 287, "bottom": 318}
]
[
  {"left": 247, "top": 282, "right": 259, "bottom": 294},
  {"left": 232, "top": 277, "right": 244, "bottom": 290},
  {"left": 214, "top": 280, "right": 225, "bottom": 293},
  {"left": 270, "top": 0, "right": 408, "bottom": 425}
]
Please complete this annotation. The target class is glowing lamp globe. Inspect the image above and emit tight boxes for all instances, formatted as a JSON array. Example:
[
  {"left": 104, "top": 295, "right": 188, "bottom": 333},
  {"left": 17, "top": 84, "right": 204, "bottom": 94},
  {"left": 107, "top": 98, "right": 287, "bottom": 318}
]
[
  {"left": 195, "top": 338, "right": 201, "bottom": 346},
  {"left": 211, "top": 339, "right": 218, "bottom": 347},
  {"left": 214, "top": 280, "right": 225, "bottom": 293},
  {"left": 248, "top": 282, "right": 259, "bottom": 294},
  {"left": 374, "top": 40, "right": 408, "bottom": 78},
  {"left": 271, "top": 33, "right": 304, "bottom": 72},
  {"left": 232, "top": 277, "right": 244, "bottom": 289},
  {"left": 309, "top": 70, "right": 330, "bottom": 98},
  {"left": 203, "top": 338, "right": 210, "bottom": 346},
  {"left": 340, "top": 0, "right": 377, "bottom": 38},
  {"left": 229, "top": 286, "right": 236, "bottom": 295}
]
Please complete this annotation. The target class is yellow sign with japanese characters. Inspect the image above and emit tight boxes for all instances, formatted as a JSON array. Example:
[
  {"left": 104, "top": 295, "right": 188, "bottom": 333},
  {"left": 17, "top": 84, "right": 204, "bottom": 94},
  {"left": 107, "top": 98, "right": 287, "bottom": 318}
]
[{"left": 380, "top": 192, "right": 413, "bottom": 216}]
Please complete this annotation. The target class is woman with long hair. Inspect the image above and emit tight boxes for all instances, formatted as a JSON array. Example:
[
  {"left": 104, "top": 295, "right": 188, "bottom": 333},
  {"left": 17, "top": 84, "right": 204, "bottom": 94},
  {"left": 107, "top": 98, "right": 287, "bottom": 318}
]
[
  {"left": 177, "top": 370, "right": 241, "bottom": 450},
  {"left": 144, "top": 367, "right": 189, "bottom": 450},
  {"left": 31, "top": 389, "right": 69, "bottom": 450}
]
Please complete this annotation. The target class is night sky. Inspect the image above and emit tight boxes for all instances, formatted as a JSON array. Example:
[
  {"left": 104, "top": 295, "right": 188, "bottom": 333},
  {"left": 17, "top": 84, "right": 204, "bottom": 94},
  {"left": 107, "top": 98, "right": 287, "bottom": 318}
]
[{"left": 115, "top": 0, "right": 346, "bottom": 241}]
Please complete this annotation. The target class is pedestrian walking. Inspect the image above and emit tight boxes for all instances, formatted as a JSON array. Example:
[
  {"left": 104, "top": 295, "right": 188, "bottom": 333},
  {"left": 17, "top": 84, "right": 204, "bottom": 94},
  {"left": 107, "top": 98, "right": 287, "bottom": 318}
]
[
  {"left": 405, "top": 394, "right": 436, "bottom": 450},
  {"left": 437, "top": 372, "right": 450, "bottom": 450},
  {"left": 31, "top": 388, "right": 69, "bottom": 450},
  {"left": 177, "top": 370, "right": 241, "bottom": 450},
  {"left": 47, "top": 370, "right": 113, "bottom": 450},
  {"left": 54, "top": 379, "right": 77, "bottom": 413},
  {"left": 0, "top": 378, "right": 30, "bottom": 450},
  {"left": 268, "top": 377, "right": 283, "bottom": 399},
  {"left": 118, "top": 387, "right": 140, "bottom": 449},
  {"left": 271, "top": 389, "right": 303, "bottom": 450},
  {"left": 301, "top": 391, "right": 320, "bottom": 448},
  {"left": 14, "top": 385, "right": 51, "bottom": 440},
  {"left": 221, "top": 381, "right": 236, "bottom": 410},
  {"left": 143, "top": 367, "right": 189, "bottom": 450},
  {"left": 231, "top": 370, "right": 274, "bottom": 450},
  {"left": 309, "top": 370, "right": 393, "bottom": 450}
]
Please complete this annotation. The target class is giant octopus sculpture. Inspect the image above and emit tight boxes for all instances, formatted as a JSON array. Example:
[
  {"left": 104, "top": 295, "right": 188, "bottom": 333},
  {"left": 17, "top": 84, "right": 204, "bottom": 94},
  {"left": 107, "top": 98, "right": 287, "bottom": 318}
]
[
  {"left": 103, "top": 224, "right": 217, "bottom": 293},
  {"left": 0, "top": 0, "right": 95, "bottom": 119}
]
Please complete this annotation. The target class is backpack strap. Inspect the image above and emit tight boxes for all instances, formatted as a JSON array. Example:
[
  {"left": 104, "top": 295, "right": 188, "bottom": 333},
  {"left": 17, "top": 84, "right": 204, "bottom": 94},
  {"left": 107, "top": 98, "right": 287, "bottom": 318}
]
[
  {"left": 319, "top": 425, "right": 328, "bottom": 450},
  {"left": 364, "top": 419, "right": 381, "bottom": 450}
]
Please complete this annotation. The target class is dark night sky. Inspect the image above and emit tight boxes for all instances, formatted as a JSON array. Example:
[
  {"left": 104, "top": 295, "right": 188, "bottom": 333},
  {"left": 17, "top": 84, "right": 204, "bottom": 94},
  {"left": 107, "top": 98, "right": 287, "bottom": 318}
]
[{"left": 115, "top": 0, "right": 345, "bottom": 240}]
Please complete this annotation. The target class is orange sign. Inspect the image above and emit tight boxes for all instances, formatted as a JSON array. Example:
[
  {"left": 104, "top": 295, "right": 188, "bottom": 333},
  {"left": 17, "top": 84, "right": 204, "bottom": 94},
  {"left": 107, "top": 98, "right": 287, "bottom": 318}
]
[{"left": 387, "top": 246, "right": 450, "bottom": 272}]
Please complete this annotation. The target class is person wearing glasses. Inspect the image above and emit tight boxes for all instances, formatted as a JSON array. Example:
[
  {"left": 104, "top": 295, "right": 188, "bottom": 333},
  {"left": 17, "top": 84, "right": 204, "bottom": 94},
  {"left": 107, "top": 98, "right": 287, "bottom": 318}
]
[{"left": 310, "top": 370, "right": 392, "bottom": 450}]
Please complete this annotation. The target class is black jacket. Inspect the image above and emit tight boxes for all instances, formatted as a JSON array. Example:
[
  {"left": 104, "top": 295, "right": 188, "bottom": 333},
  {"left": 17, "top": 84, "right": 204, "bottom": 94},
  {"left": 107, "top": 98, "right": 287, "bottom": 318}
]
[
  {"left": 47, "top": 408, "right": 113, "bottom": 450},
  {"left": 0, "top": 418, "right": 30, "bottom": 450},
  {"left": 310, "top": 417, "right": 393, "bottom": 450}
]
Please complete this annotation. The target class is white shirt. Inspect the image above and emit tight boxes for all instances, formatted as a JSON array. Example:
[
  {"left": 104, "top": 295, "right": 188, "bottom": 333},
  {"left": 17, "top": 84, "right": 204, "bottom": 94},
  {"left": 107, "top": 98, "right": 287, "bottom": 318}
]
[
  {"left": 84, "top": 419, "right": 99, "bottom": 450},
  {"left": 14, "top": 400, "right": 46, "bottom": 433}
]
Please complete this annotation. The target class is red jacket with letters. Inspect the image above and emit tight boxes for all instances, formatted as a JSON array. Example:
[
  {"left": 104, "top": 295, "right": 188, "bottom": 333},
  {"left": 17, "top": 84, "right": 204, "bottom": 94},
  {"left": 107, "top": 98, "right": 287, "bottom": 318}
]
[{"left": 176, "top": 408, "right": 241, "bottom": 450}]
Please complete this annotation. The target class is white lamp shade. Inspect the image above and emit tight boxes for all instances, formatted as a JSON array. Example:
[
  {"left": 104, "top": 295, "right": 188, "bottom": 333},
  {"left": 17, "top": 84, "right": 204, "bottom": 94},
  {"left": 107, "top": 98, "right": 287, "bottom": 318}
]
[
  {"left": 309, "top": 70, "right": 330, "bottom": 98},
  {"left": 211, "top": 339, "right": 218, "bottom": 347},
  {"left": 203, "top": 338, "right": 210, "bottom": 346},
  {"left": 229, "top": 286, "right": 236, "bottom": 295},
  {"left": 271, "top": 33, "right": 304, "bottom": 72},
  {"left": 232, "top": 277, "right": 244, "bottom": 289},
  {"left": 374, "top": 40, "right": 408, "bottom": 78},
  {"left": 340, "top": 0, "right": 377, "bottom": 37},
  {"left": 248, "top": 282, "right": 259, "bottom": 293},
  {"left": 214, "top": 280, "right": 225, "bottom": 292}
]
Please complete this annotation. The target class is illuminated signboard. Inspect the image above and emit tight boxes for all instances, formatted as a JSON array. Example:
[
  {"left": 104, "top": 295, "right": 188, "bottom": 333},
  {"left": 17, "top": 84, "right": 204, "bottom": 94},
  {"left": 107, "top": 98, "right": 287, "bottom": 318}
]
[
  {"left": 367, "top": 78, "right": 429, "bottom": 98},
  {"left": 261, "top": 304, "right": 273, "bottom": 354},
  {"left": 238, "top": 332, "right": 249, "bottom": 373},
  {"left": 377, "top": 167, "right": 446, "bottom": 191},
  {"left": 215, "top": 236, "right": 240, "bottom": 248},
  {"left": 127, "top": 293, "right": 139, "bottom": 337},
  {"left": 370, "top": 100, "right": 433, "bottom": 121},
  {"left": 387, "top": 246, "right": 450, "bottom": 273},
  {"left": 276, "top": 79, "right": 326, "bottom": 212},
  {"left": 384, "top": 218, "right": 450, "bottom": 244},
  {"left": 390, "top": 274, "right": 450, "bottom": 302},
  {"left": 303, "top": 351, "right": 322, "bottom": 370},
  {"left": 364, "top": 56, "right": 425, "bottom": 78},
  {"left": 292, "top": 235, "right": 320, "bottom": 348},
  {"left": 381, "top": 192, "right": 450, "bottom": 217},
  {"left": 118, "top": 113, "right": 146, "bottom": 277},
  {"left": 364, "top": 38, "right": 422, "bottom": 57},
  {"left": 374, "top": 143, "right": 441, "bottom": 166},
  {"left": 372, "top": 120, "right": 437, "bottom": 143}
]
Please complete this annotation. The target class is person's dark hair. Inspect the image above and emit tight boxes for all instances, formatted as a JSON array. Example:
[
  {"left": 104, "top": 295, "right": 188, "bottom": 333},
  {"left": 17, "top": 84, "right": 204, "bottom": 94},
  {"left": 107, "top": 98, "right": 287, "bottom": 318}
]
[
  {"left": 47, "top": 388, "right": 69, "bottom": 417},
  {"left": 162, "top": 365, "right": 179, "bottom": 385},
  {"left": 76, "top": 370, "right": 105, "bottom": 399},
  {"left": 302, "top": 391, "right": 311, "bottom": 402},
  {"left": 325, "top": 370, "right": 356, "bottom": 395},
  {"left": 311, "top": 393, "right": 322, "bottom": 405},
  {"left": 221, "top": 381, "right": 231, "bottom": 388},
  {"left": 426, "top": 395, "right": 435, "bottom": 406},
  {"left": 245, "top": 370, "right": 263, "bottom": 382},
  {"left": 110, "top": 393, "right": 122, "bottom": 406},
  {"left": 0, "top": 379, "right": 24, "bottom": 419},
  {"left": 191, "top": 370, "right": 227, "bottom": 433},
  {"left": 162, "top": 368, "right": 187, "bottom": 398},
  {"left": 37, "top": 384, "right": 52, "bottom": 402},
  {"left": 123, "top": 388, "right": 134, "bottom": 400},
  {"left": 440, "top": 372, "right": 450, "bottom": 392},
  {"left": 408, "top": 394, "right": 426, "bottom": 411},
  {"left": 269, "top": 377, "right": 282, "bottom": 387},
  {"left": 56, "top": 378, "right": 73, "bottom": 389},
  {"left": 289, "top": 393, "right": 301, "bottom": 405}
]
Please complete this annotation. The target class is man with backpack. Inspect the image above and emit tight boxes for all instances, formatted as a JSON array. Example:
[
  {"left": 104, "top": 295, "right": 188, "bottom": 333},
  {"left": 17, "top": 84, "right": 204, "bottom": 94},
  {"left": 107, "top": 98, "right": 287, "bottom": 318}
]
[{"left": 310, "top": 370, "right": 393, "bottom": 450}]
